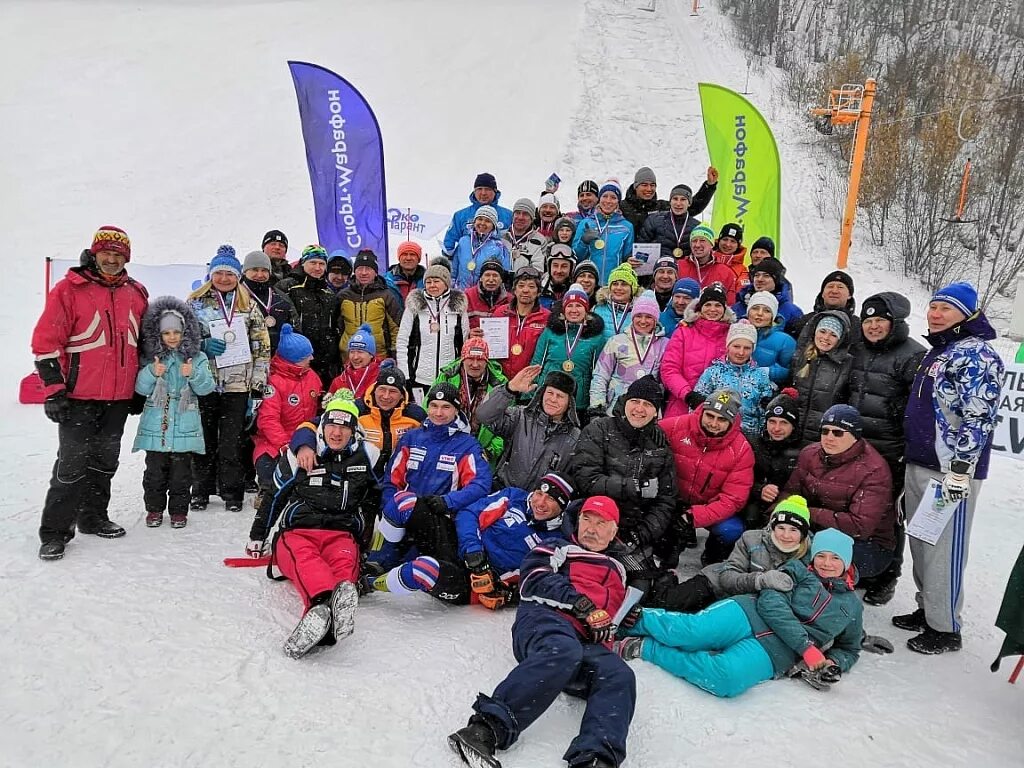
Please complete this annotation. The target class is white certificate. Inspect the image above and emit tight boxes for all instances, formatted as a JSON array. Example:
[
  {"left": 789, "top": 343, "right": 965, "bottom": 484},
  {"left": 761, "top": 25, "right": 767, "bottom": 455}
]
[
  {"left": 632, "top": 243, "right": 661, "bottom": 276},
  {"left": 479, "top": 316, "right": 510, "bottom": 359},
  {"left": 906, "top": 479, "right": 956, "bottom": 546},
  {"left": 613, "top": 587, "right": 645, "bottom": 625},
  {"left": 208, "top": 316, "right": 253, "bottom": 369}
]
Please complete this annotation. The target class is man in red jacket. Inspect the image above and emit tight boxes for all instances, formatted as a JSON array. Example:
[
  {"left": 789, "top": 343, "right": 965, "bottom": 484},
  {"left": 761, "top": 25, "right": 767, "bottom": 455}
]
[
  {"left": 658, "top": 389, "right": 755, "bottom": 567},
  {"left": 32, "top": 226, "right": 149, "bottom": 560}
]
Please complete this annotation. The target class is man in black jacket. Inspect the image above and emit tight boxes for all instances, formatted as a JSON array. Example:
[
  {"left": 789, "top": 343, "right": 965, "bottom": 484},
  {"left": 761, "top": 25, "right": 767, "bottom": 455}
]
[
  {"left": 743, "top": 391, "right": 802, "bottom": 529},
  {"left": 621, "top": 166, "right": 718, "bottom": 233},
  {"left": 282, "top": 245, "right": 341, "bottom": 385}
]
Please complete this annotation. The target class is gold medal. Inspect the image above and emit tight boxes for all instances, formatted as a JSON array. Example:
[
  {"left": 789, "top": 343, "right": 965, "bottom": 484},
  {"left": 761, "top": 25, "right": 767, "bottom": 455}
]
[
  {"left": 511, "top": 343, "right": 523, "bottom": 356},
  {"left": 467, "top": 261, "right": 477, "bottom": 272},
  {"left": 673, "top": 248, "right": 683, "bottom": 258},
  {"left": 264, "top": 315, "right": 276, "bottom": 327},
  {"left": 594, "top": 239, "right": 605, "bottom": 250},
  {"left": 562, "top": 360, "right": 575, "bottom": 373}
]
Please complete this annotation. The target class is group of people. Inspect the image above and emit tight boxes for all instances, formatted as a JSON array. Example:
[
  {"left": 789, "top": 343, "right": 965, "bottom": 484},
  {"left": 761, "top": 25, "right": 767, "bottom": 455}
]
[{"left": 32, "top": 165, "right": 1005, "bottom": 768}]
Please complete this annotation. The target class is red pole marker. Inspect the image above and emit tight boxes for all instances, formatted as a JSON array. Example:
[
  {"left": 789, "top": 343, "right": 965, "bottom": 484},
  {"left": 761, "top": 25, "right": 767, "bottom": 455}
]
[{"left": 1009, "top": 656, "right": 1024, "bottom": 685}]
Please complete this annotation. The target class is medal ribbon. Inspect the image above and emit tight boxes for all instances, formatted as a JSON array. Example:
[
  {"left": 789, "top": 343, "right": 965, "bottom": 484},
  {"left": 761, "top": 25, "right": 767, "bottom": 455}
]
[
  {"left": 563, "top": 321, "right": 585, "bottom": 360},
  {"left": 216, "top": 290, "right": 237, "bottom": 325},
  {"left": 249, "top": 286, "right": 274, "bottom": 316},
  {"left": 629, "top": 328, "right": 653, "bottom": 370},
  {"left": 471, "top": 233, "right": 489, "bottom": 260},
  {"left": 610, "top": 302, "right": 630, "bottom": 334},
  {"left": 670, "top": 213, "right": 687, "bottom": 249},
  {"left": 426, "top": 295, "right": 448, "bottom": 328},
  {"left": 593, "top": 213, "right": 612, "bottom": 243}
]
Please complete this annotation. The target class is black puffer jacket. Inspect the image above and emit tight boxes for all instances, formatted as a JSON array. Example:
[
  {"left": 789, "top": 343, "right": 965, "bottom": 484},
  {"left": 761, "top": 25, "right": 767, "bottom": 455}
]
[
  {"left": 283, "top": 276, "right": 340, "bottom": 380},
  {"left": 572, "top": 402, "right": 677, "bottom": 547},
  {"left": 620, "top": 181, "right": 716, "bottom": 232},
  {"left": 848, "top": 292, "right": 926, "bottom": 466},
  {"left": 639, "top": 210, "right": 703, "bottom": 258},
  {"left": 748, "top": 431, "right": 802, "bottom": 508},
  {"left": 242, "top": 277, "right": 297, "bottom": 354},
  {"left": 790, "top": 310, "right": 853, "bottom": 445}
]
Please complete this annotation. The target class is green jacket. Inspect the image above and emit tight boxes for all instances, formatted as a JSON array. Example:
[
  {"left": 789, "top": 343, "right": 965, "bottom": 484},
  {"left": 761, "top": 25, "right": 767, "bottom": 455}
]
[
  {"left": 993, "top": 543, "right": 1024, "bottom": 672},
  {"left": 435, "top": 358, "right": 508, "bottom": 465}
]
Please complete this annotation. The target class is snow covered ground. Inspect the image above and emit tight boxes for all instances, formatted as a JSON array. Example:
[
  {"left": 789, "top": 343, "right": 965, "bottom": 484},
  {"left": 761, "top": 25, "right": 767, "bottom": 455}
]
[{"left": 1, "top": 1, "right": 1022, "bottom": 766}]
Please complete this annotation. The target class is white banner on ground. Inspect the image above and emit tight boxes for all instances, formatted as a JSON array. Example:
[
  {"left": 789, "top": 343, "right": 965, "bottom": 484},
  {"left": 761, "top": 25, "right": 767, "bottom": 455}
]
[
  {"left": 992, "top": 362, "right": 1024, "bottom": 461},
  {"left": 48, "top": 259, "right": 210, "bottom": 300}
]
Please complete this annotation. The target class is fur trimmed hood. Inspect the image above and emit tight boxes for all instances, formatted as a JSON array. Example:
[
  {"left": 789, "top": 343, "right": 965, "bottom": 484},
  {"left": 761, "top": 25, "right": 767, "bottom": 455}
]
[{"left": 141, "top": 295, "right": 202, "bottom": 360}]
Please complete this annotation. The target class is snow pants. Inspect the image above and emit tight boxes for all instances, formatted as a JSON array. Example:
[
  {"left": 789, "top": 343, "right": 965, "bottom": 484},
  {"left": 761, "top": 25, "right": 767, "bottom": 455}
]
[
  {"left": 626, "top": 599, "right": 775, "bottom": 698},
  {"left": 39, "top": 399, "right": 130, "bottom": 543},
  {"left": 905, "top": 463, "right": 981, "bottom": 633},
  {"left": 275, "top": 529, "right": 360, "bottom": 609},
  {"left": 191, "top": 392, "right": 248, "bottom": 503},
  {"left": 473, "top": 609, "right": 635, "bottom": 767},
  {"left": 143, "top": 451, "right": 194, "bottom": 516}
]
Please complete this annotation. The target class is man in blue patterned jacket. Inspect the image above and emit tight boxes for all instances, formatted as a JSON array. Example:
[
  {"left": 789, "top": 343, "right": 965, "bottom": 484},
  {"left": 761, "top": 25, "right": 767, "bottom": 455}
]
[{"left": 896, "top": 282, "right": 1003, "bottom": 655}]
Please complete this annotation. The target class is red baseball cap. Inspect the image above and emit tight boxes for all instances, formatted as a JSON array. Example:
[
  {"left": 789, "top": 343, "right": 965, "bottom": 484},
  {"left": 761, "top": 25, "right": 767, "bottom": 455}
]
[{"left": 580, "top": 495, "right": 619, "bottom": 524}]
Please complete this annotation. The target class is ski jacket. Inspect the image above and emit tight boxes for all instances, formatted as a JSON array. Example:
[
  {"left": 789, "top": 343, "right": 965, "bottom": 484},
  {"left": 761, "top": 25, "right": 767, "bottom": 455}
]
[
  {"left": 133, "top": 295, "right": 214, "bottom": 454},
  {"left": 593, "top": 289, "right": 634, "bottom": 342},
  {"left": 693, "top": 357, "right": 776, "bottom": 435},
  {"left": 659, "top": 305, "right": 687, "bottom": 337},
  {"left": 784, "top": 439, "right": 895, "bottom": 550},
  {"left": 621, "top": 180, "right": 715, "bottom": 232},
  {"left": 435, "top": 358, "right": 509, "bottom": 463},
  {"left": 790, "top": 310, "right": 853, "bottom": 444},
  {"left": 250, "top": 431, "right": 380, "bottom": 542},
  {"left": 241, "top": 278, "right": 296, "bottom": 354},
  {"left": 539, "top": 274, "right": 571, "bottom": 311},
  {"left": 530, "top": 311, "right": 606, "bottom": 411},
  {"left": 504, "top": 228, "right": 548, "bottom": 274},
  {"left": 384, "top": 264, "right": 425, "bottom": 307},
  {"left": 748, "top": 432, "right": 802, "bottom": 510},
  {"left": 733, "top": 279, "right": 804, "bottom": 329},
  {"left": 750, "top": 322, "right": 797, "bottom": 385},
  {"left": 659, "top": 405, "right": 755, "bottom": 529},
  {"left": 464, "top": 284, "right": 511, "bottom": 329},
  {"left": 32, "top": 266, "right": 149, "bottom": 401},
  {"left": 253, "top": 357, "right": 323, "bottom": 463},
  {"left": 661, "top": 302, "right": 736, "bottom": 418},
  {"left": 450, "top": 228, "right": 512, "bottom": 290},
  {"left": 397, "top": 289, "right": 470, "bottom": 387},
  {"left": 572, "top": 212, "right": 635, "bottom": 285},
  {"left": 382, "top": 416, "right": 492, "bottom": 522},
  {"left": 442, "top": 191, "right": 514, "bottom": 255},
  {"left": 338, "top": 277, "right": 402, "bottom": 360},
  {"left": 702, "top": 527, "right": 810, "bottom": 599},
  {"left": 282, "top": 275, "right": 340, "bottom": 375},
  {"left": 903, "top": 311, "right": 1003, "bottom": 479},
  {"left": 187, "top": 282, "right": 271, "bottom": 394},
  {"left": 573, "top": 407, "right": 677, "bottom": 546},
  {"left": 494, "top": 302, "right": 551, "bottom": 379},
  {"left": 327, "top": 358, "right": 382, "bottom": 403},
  {"left": 714, "top": 245, "right": 749, "bottom": 287},
  {"left": 733, "top": 557, "right": 863, "bottom": 676},
  {"left": 455, "top": 487, "right": 566, "bottom": 575},
  {"left": 476, "top": 382, "right": 581, "bottom": 491},
  {"left": 847, "top": 293, "right": 927, "bottom": 467},
  {"left": 639, "top": 210, "right": 702, "bottom": 259},
  {"left": 676, "top": 258, "right": 740, "bottom": 305},
  {"left": 590, "top": 326, "right": 670, "bottom": 414}
]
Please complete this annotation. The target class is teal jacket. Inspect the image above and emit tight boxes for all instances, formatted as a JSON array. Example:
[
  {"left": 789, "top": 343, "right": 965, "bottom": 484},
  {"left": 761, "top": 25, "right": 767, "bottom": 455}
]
[
  {"left": 530, "top": 311, "right": 606, "bottom": 411},
  {"left": 733, "top": 558, "right": 863, "bottom": 677},
  {"left": 133, "top": 351, "right": 216, "bottom": 453}
]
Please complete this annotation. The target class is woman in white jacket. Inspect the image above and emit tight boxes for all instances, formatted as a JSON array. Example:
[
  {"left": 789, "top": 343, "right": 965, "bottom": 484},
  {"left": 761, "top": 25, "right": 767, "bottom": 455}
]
[{"left": 396, "top": 259, "right": 470, "bottom": 403}]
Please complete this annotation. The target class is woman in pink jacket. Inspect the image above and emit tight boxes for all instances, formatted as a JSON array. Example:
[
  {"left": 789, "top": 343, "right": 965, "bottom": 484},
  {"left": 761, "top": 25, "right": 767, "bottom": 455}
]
[{"left": 662, "top": 282, "right": 735, "bottom": 418}]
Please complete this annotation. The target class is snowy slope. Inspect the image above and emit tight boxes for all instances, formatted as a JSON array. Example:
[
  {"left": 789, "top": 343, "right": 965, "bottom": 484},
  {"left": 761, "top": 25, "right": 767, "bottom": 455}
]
[{"left": 1, "top": 2, "right": 1022, "bottom": 767}]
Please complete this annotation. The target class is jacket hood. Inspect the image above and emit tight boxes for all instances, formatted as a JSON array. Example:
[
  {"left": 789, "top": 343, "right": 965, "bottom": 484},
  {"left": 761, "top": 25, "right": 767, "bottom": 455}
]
[
  {"left": 141, "top": 295, "right": 202, "bottom": 360},
  {"left": 525, "top": 382, "right": 581, "bottom": 428},
  {"left": 811, "top": 309, "right": 853, "bottom": 349},
  {"left": 862, "top": 291, "right": 911, "bottom": 349},
  {"left": 682, "top": 298, "right": 737, "bottom": 325},
  {"left": 270, "top": 356, "right": 315, "bottom": 380},
  {"left": 924, "top": 311, "right": 997, "bottom": 348},
  {"left": 406, "top": 288, "right": 467, "bottom": 314},
  {"left": 547, "top": 309, "right": 605, "bottom": 338}
]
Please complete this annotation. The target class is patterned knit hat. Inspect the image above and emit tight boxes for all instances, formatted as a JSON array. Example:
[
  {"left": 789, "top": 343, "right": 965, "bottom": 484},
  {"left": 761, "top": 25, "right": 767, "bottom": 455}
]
[
  {"left": 598, "top": 178, "right": 623, "bottom": 200},
  {"left": 562, "top": 283, "right": 591, "bottom": 311},
  {"left": 771, "top": 495, "right": 811, "bottom": 538},
  {"left": 209, "top": 245, "right": 241, "bottom": 278},
  {"left": 821, "top": 404, "right": 863, "bottom": 438},
  {"left": 690, "top": 224, "right": 716, "bottom": 243},
  {"left": 704, "top": 389, "right": 741, "bottom": 423},
  {"left": 816, "top": 314, "right": 845, "bottom": 339},
  {"left": 572, "top": 260, "right": 599, "bottom": 283},
  {"left": 323, "top": 396, "right": 360, "bottom": 432},
  {"left": 535, "top": 472, "right": 574, "bottom": 512},
  {"left": 424, "top": 260, "right": 452, "bottom": 289},
  {"left": 765, "top": 391, "right": 799, "bottom": 428},
  {"left": 696, "top": 282, "right": 728, "bottom": 309},
  {"left": 90, "top": 225, "right": 131, "bottom": 260},
  {"left": 727, "top": 319, "right": 758, "bottom": 348},
  {"left": 474, "top": 205, "right": 499, "bottom": 228},
  {"left": 607, "top": 263, "right": 639, "bottom": 296},
  {"left": 348, "top": 323, "right": 377, "bottom": 356},
  {"left": 673, "top": 278, "right": 701, "bottom": 298},
  {"left": 932, "top": 281, "right": 977, "bottom": 317},
  {"left": 632, "top": 290, "right": 660, "bottom": 319},
  {"left": 577, "top": 180, "right": 599, "bottom": 197},
  {"left": 300, "top": 244, "right": 328, "bottom": 264},
  {"left": 461, "top": 336, "right": 490, "bottom": 360},
  {"left": 277, "top": 323, "right": 314, "bottom": 364},
  {"left": 653, "top": 256, "right": 678, "bottom": 275}
]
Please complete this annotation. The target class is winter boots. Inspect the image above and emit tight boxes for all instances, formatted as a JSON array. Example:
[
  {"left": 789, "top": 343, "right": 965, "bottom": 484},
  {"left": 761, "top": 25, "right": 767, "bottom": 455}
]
[
  {"left": 283, "top": 604, "right": 333, "bottom": 659},
  {"left": 448, "top": 720, "right": 501, "bottom": 768},
  {"left": 863, "top": 577, "right": 897, "bottom": 606},
  {"left": 146, "top": 511, "right": 163, "bottom": 528},
  {"left": 283, "top": 582, "right": 359, "bottom": 659},
  {"left": 38, "top": 540, "right": 65, "bottom": 561},
  {"left": 169, "top": 514, "right": 187, "bottom": 529},
  {"left": 330, "top": 582, "right": 358, "bottom": 642},
  {"left": 907, "top": 627, "right": 962, "bottom": 655},
  {"left": 189, "top": 495, "right": 208, "bottom": 511},
  {"left": 613, "top": 636, "right": 645, "bottom": 661},
  {"left": 77, "top": 520, "right": 126, "bottom": 538},
  {"left": 891, "top": 608, "right": 927, "bottom": 632}
]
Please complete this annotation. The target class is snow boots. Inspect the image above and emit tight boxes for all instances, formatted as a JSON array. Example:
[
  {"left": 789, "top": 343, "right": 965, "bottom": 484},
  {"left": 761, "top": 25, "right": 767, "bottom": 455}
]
[
  {"left": 448, "top": 720, "right": 501, "bottom": 768},
  {"left": 613, "top": 636, "right": 645, "bottom": 661},
  {"left": 189, "top": 495, "right": 208, "bottom": 511},
  {"left": 146, "top": 511, "right": 163, "bottom": 528},
  {"left": 38, "top": 540, "right": 65, "bottom": 561},
  {"left": 283, "top": 604, "right": 333, "bottom": 659},
  {"left": 77, "top": 520, "right": 126, "bottom": 538},
  {"left": 907, "top": 627, "right": 962, "bottom": 655},
  {"left": 169, "top": 513, "right": 187, "bottom": 529},
  {"left": 330, "top": 581, "right": 358, "bottom": 642},
  {"left": 891, "top": 608, "right": 927, "bottom": 632}
]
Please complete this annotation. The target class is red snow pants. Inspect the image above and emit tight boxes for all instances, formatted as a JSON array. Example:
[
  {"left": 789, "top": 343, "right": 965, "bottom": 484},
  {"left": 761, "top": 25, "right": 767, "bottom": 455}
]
[{"left": 274, "top": 529, "right": 360, "bottom": 609}]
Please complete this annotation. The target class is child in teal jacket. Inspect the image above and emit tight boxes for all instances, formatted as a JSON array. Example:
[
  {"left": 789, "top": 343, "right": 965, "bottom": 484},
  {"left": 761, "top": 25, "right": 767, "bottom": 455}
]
[{"left": 134, "top": 296, "right": 215, "bottom": 528}]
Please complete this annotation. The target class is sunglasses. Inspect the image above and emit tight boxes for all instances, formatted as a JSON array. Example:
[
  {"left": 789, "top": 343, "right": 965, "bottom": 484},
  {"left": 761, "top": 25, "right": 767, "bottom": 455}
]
[{"left": 820, "top": 427, "right": 848, "bottom": 437}]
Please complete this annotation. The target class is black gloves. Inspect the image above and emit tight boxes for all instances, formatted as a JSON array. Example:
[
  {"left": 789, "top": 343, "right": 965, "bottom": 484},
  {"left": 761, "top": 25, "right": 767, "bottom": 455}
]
[
  {"left": 35, "top": 357, "right": 65, "bottom": 388},
  {"left": 128, "top": 392, "right": 147, "bottom": 415},
  {"left": 684, "top": 390, "right": 705, "bottom": 410},
  {"left": 43, "top": 392, "right": 70, "bottom": 424},
  {"left": 415, "top": 495, "right": 449, "bottom": 518}
]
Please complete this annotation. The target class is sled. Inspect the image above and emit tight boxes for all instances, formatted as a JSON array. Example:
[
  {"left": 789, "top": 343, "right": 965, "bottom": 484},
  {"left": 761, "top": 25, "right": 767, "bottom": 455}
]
[{"left": 19, "top": 371, "right": 47, "bottom": 404}]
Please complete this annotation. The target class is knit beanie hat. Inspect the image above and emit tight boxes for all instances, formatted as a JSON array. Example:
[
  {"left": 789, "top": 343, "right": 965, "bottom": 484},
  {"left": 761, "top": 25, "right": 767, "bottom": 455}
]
[
  {"left": 932, "top": 281, "right": 977, "bottom": 317},
  {"left": 323, "top": 396, "right": 360, "bottom": 432},
  {"left": 690, "top": 224, "right": 716, "bottom": 243},
  {"left": 821, "top": 404, "right": 863, "bottom": 438},
  {"left": 426, "top": 381, "right": 462, "bottom": 409},
  {"left": 607, "top": 263, "right": 639, "bottom": 296},
  {"left": 242, "top": 250, "right": 272, "bottom": 273},
  {"left": 670, "top": 184, "right": 693, "bottom": 201},
  {"left": 860, "top": 294, "right": 895, "bottom": 322},
  {"left": 771, "top": 495, "right": 811, "bottom": 539},
  {"left": 327, "top": 252, "right": 352, "bottom": 275},
  {"left": 750, "top": 236, "right": 775, "bottom": 258},
  {"left": 572, "top": 260, "right": 599, "bottom": 283},
  {"left": 727, "top": 319, "right": 758, "bottom": 348},
  {"left": 262, "top": 229, "right": 288, "bottom": 250},
  {"left": 424, "top": 262, "right": 452, "bottom": 290},
  {"left": 577, "top": 180, "right": 599, "bottom": 197},
  {"left": 704, "top": 389, "right": 741, "bottom": 423},
  {"left": 209, "top": 245, "right": 241, "bottom": 278},
  {"left": 159, "top": 310, "right": 185, "bottom": 334},
  {"left": 535, "top": 472, "right": 574, "bottom": 513},
  {"left": 749, "top": 256, "right": 786, "bottom": 286},
  {"left": 478, "top": 259, "right": 506, "bottom": 281},
  {"left": 581, "top": 495, "right": 619, "bottom": 524},
  {"left": 816, "top": 314, "right": 845, "bottom": 339},
  {"left": 673, "top": 278, "right": 701, "bottom": 298},
  {"left": 513, "top": 198, "right": 537, "bottom": 218},
  {"left": 461, "top": 336, "right": 490, "bottom": 360},
  {"left": 542, "top": 369, "right": 577, "bottom": 398},
  {"left": 765, "top": 392, "right": 799, "bottom": 429},
  {"left": 554, "top": 216, "right": 577, "bottom": 238},
  {"left": 90, "top": 225, "right": 131, "bottom": 260},
  {"left": 811, "top": 528, "right": 855, "bottom": 572},
  {"left": 697, "top": 282, "right": 728, "bottom": 309},
  {"left": 632, "top": 290, "right": 661, "bottom": 319},
  {"left": 375, "top": 365, "right": 407, "bottom": 392},
  {"left": 746, "top": 290, "right": 779, "bottom": 319},
  {"left": 820, "top": 269, "right": 854, "bottom": 295},
  {"left": 277, "top": 323, "right": 314, "bottom": 364},
  {"left": 539, "top": 193, "right": 560, "bottom": 211},
  {"left": 624, "top": 374, "right": 664, "bottom": 410},
  {"left": 633, "top": 166, "right": 657, "bottom": 186},
  {"left": 348, "top": 323, "right": 377, "bottom": 356},
  {"left": 396, "top": 241, "right": 422, "bottom": 260},
  {"left": 719, "top": 222, "right": 743, "bottom": 242},
  {"left": 562, "top": 282, "right": 591, "bottom": 311},
  {"left": 353, "top": 249, "right": 379, "bottom": 273},
  {"left": 653, "top": 256, "right": 679, "bottom": 275},
  {"left": 300, "top": 244, "right": 329, "bottom": 264},
  {"left": 473, "top": 172, "right": 498, "bottom": 191},
  {"left": 598, "top": 179, "right": 622, "bottom": 200},
  {"left": 474, "top": 205, "right": 500, "bottom": 228}
]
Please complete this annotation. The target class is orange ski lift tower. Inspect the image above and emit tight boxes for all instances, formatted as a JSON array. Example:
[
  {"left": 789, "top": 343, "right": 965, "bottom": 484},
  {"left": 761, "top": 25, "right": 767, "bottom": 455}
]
[{"left": 810, "top": 79, "right": 877, "bottom": 268}]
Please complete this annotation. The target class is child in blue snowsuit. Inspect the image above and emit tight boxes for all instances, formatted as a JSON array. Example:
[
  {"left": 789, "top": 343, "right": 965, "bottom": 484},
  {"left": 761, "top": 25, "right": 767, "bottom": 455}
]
[{"left": 617, "top": 528, "right": 863, "bottom": 698}]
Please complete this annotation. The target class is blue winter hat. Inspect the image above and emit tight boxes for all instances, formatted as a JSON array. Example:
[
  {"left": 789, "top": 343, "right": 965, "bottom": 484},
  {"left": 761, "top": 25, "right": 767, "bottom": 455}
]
[
  {"left": 276, "top": 323, "right": 314, "bottom": 364},
  {"left": 821, "top": 404, "right": 863, "bottom": 438},
  {"left": 932, "top": 281, "right": 977, "bottom": 317},
  {"left": 209, "top": 245, "right": 241, "bottom": 278},
  {"left": 598, "top": 179, "right": 622, "bottom": 200},
  {"left": 811, "top": 528, "right": 854, "bottom": 571},
  {"left": 673, "top": 278, "right": 700, "bottom": 298},
  {"left": 300, "top": 244, "right": 329, "bottom": 264},
  {"left": 348, "top": 323, "right": 377, "bottom": 356}
]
